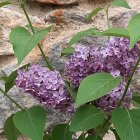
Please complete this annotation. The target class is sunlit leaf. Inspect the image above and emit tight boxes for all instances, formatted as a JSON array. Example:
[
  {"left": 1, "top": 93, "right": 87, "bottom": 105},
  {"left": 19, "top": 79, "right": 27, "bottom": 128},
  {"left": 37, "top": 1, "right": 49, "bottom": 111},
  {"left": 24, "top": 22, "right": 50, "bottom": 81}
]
[
  {"left": 10, "top": 26, "right": 51, "bottom": 64},
  {"left": 75, "top": 73, "right": 121, "bottom": 108}
]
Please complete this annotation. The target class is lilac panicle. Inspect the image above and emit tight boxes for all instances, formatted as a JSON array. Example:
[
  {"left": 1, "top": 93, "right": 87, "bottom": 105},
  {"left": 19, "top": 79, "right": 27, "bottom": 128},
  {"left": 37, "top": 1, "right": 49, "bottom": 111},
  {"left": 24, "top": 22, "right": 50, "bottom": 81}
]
[
  {"left": 16, "top": 64, "right": 74, "bottom": 113},
  {"left": 101, "top": 37, "right": 140, "bottom": 77},
  {"left": 64, "top": 45, "right": 103, "bottom": 88},
  {"left": 65, "top": 37, "right": 139, "bottom": 112}
]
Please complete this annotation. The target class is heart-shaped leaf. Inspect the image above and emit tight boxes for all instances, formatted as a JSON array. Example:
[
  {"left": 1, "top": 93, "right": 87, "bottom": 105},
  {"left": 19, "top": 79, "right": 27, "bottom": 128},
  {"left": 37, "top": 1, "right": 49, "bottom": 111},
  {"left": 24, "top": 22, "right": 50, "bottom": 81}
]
[
  {"left": 85, "top": 7, "right": 103, "bottom": 21},
  {"left": 112, "top": 0, "right": 131, "bottom": 9},
  {"left": 75, "top": 72, "right": 121, "bottom": 108},
  {"left": 52, "top": 124, "right": 72, "bottom": 140},
  {"left": 10, "top": 27, "right": 51, "bottom": 64},
  {"left": 128, "top": 13, "right": 140, "bottom": 48},
  {"left": 4, "top": 115, "right": 20, "bottom": 140},
  {"left": 70, "top": 105, "right": 104, "bottom": 132},
  {"left": 13, "top": 106, "right": 46, "bottom": 140},
  {"left": 112, "top": 108, "right": 140, "bottom": 140}
]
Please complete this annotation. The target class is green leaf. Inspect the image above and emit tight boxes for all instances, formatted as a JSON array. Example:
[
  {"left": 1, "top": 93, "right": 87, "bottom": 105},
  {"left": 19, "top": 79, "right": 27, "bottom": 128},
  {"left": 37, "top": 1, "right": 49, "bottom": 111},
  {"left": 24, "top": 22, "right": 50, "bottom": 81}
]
[
  {"left": 52, "top": 124, "right": 72, "bottom": 140},
  {"left": 102, "top": 28, "right": 130, "bottom": 38},
  {"left": 0, "top": 1, "right": 11, "bottom": 7},
  {"left": 86, "top": 135, "right": 102, "bottom": 140},
  {"left": 10, "top": 27, "right": 51, "bottom": 64},
  {"left": 85, "top": 7, "right": 103, "bottom": 21},
  {"left": 4, "top": 115, "right": 20, "bottom": 140},
  {"left": 10, "top": 27, "right": 31, "bottom": 63},
  {"left": 111, "top": 129, "right": 121, "bottom": 140},
  {"left": 5, "top": 64, "right": 29, "bottom": 93},
  {"left": 61, "top": 47, "right": 74, "bottom": 56},
  {"left": 75, "top": 72, "right": 121, "bottom": 108},
  {"left": 112, "top": 108, "right": 140, "bottom": 140},
  {"left": 70, "top": 105, "right": 104, "bottom": 132},
  {"left": 13, "top": 106, "right": 46, "bottom": 140},
  {"left": 68, "top": 28, "right": 99, "bottom": 47},
  {"left": 67, "top": 28, "right": 130, "bottom": 48},
  {"left": 128, "top": 13, "right": 140, "bottom": 48},
  {"left": 112, "top": 0, "right": 131, "bottom": 9}
]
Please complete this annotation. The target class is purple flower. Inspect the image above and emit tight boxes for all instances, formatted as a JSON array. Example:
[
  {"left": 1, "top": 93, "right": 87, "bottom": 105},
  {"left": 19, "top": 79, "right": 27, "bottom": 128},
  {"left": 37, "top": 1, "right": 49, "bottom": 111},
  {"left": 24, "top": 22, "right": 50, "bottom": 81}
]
[
  {"left": 65, "top": 38, "right": 139, "bottom": 88},
  {"left": 95, "top": 82, "right": 132, "bottom": 112},
  {"left": 64, "top": 45, "right": 103, "bottom": 88},
  {"left": 102, "top": 37, "right": 140, "bottom": 77},
  {"left": 65, "top": 37, "right": 139, "bottom": 111},
  {"left": 16, "top": 64, "right": 74, "bottom": 113}
]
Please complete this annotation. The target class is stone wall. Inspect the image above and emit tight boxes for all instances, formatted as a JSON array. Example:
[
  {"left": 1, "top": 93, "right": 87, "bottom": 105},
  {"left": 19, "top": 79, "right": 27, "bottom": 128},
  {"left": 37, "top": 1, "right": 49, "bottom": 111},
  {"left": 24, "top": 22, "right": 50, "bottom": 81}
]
[{"left": 0, "top": 0, "right": 140, "bottom": 139}]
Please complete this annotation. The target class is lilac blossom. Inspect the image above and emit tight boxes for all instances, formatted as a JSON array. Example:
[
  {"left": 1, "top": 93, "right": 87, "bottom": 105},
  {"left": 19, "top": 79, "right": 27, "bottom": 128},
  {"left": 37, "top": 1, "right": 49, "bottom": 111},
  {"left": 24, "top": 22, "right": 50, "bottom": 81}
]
[
  {"left": 65, "top": 37, "right": 139, "bottom": 111},
  {"left": 64, "top": 45, "right": 103, "bottom": 88},
  {"left": 101, "top": 37, "right": 140, "bottom": 77},
  {"left": 16, "top": 64, "right": 74, "bottom": 113}
]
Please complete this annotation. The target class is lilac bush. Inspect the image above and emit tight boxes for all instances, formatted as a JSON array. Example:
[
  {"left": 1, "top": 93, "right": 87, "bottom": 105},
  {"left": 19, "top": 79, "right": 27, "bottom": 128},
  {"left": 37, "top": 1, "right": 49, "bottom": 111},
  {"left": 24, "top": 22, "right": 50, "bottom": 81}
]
[{"left": 1, "top": 0, "right": 140, "bottom": 139}]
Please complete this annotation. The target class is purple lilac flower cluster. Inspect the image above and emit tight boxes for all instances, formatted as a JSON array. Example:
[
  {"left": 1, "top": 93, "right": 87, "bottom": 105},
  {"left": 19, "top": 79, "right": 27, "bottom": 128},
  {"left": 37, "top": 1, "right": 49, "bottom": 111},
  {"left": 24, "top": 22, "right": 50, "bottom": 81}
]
[
  {"left": 64, "top": 45, "right": 103, "bottom": 88},
  {"left": 101, "top": 37, "right": 139, "bottom": 77},
  {"left": 16, "top": 64, "right": 74, "bottom": 113},
  {"left": 65, "top": 37, "right": 140, "bottom": 111}
]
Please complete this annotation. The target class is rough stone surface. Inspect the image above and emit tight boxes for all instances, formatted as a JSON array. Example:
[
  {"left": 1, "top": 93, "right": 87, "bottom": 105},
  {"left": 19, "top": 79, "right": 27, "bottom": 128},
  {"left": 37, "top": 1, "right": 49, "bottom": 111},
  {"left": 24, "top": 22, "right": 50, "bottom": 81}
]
[
  {"left": 0, "top": 0, "right": 140, "bottom": 139},
  {"left": 0, "top": 7, "right": 43, "bottom": 56}
]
